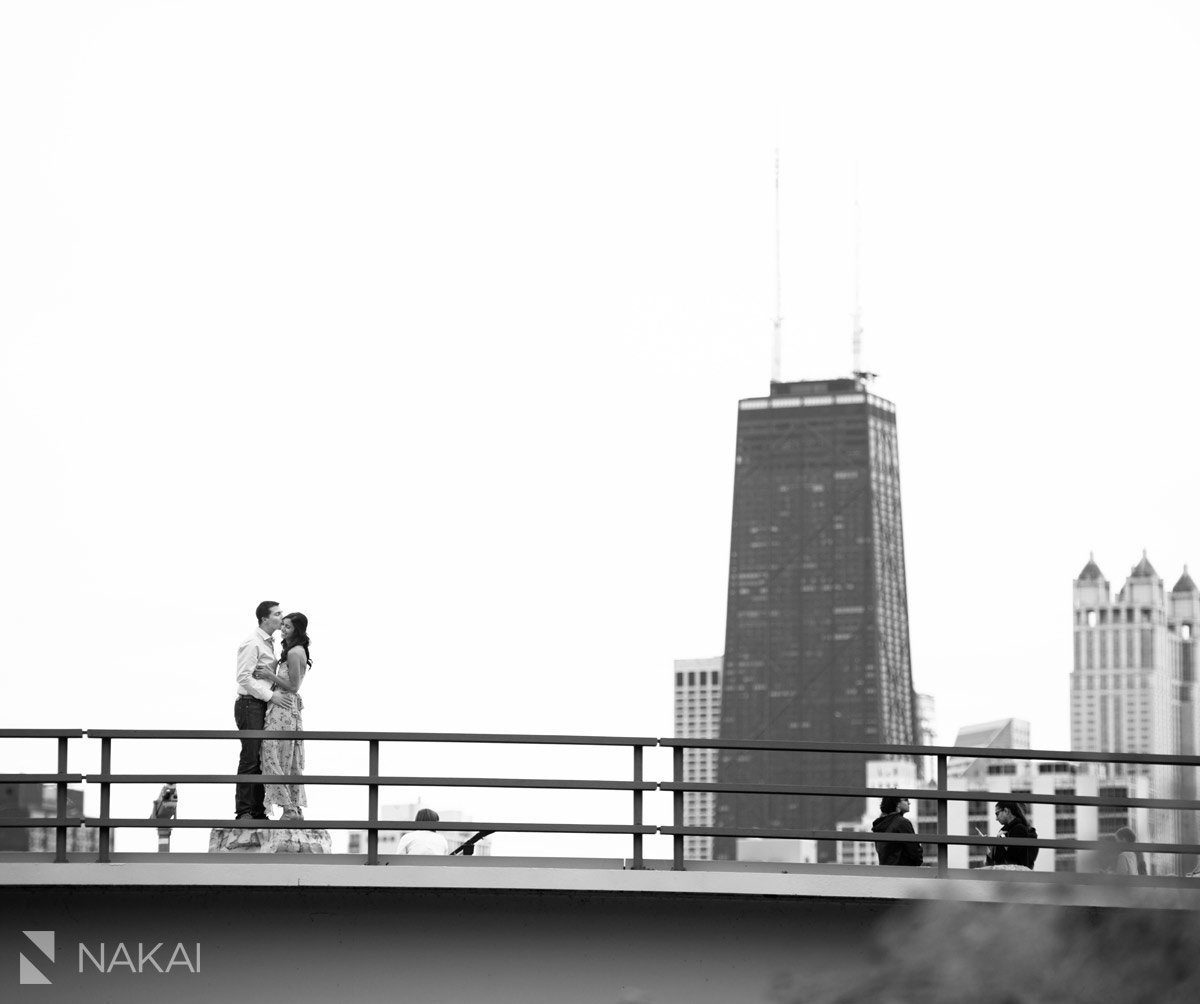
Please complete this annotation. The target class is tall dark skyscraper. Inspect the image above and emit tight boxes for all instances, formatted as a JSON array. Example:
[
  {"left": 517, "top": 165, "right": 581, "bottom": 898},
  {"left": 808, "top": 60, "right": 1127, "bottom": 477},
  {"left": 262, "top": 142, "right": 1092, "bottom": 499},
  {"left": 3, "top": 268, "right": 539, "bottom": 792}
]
[{"left": 714, "top": 376, "right": 917, "bottom": 859}]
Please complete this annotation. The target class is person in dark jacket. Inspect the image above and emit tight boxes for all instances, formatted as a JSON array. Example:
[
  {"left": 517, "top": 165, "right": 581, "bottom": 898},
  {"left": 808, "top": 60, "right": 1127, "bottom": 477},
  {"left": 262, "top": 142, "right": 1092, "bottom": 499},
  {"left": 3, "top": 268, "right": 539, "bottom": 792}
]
[
  {"left": 872, "top": 796, "right": 923, "bottom": 866},
  {"left": 985, "top": 800, "right": 1036, "bottom": 868}
]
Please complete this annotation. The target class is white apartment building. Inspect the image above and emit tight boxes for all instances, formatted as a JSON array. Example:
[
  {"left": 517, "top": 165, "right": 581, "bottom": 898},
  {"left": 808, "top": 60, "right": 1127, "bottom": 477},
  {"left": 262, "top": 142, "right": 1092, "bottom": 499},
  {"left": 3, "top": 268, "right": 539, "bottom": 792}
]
[
  {"left": 838, "top": 750, "right": 1150, "bottom": 872},
  {"left": 1, "top": 784, "right": 99, "bottom": 854},
  {"left": 674, "top": 656, "right": 722, "bottom": 861},
  {"left": 736, "top": 837, "right": 819, "bottom": 864},
  {"left": 915, "top": 759, "right": 1149, "bottom": 872},
  {"left": 1072, "top": 553, "right": 1200, "bottom": 873}
]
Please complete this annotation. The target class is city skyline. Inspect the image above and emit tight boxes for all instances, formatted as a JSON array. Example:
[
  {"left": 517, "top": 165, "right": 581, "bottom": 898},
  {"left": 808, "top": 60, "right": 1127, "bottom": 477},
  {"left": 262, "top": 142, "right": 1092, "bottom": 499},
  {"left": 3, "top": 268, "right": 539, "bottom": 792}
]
[{"left": 5, "top": 3, "right": 1200, "bottom": 856}]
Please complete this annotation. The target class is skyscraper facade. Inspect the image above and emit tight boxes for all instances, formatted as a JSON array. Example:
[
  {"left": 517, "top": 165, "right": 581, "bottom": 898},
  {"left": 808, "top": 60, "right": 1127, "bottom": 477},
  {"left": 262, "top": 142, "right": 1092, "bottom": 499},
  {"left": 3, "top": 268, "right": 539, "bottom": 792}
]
[
  {"left": 714, "top": 377, "right": 918, "bottom": 859},
  {"left": 1071, "top": 553, "right": 1200, "bottom": 872},
  {"left": 673, "top": 656, "right": 723, "bottom": 861}
]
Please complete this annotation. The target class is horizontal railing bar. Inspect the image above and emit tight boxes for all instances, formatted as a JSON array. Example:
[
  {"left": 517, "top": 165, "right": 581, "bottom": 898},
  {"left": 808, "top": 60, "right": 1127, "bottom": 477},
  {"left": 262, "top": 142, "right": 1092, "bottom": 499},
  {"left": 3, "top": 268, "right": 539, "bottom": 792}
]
[
  {"left": 87, "top": 774, "right": 657, "bottom": 790},
  {"left": 843, "top": 831, "right": 1184, "bottom": 856},
  {"left": 659, "top": 782, "right": 1200, "bottom": 812},
  {"left": 85, "top": 818, "right": 657, "bottom": 834},
  {"left": 84, "top": 730, "right": 657, "bottom": 746},
  {"left": 8, "top": 811, "right": 1196, "bottom": 856},
  {"left": 659, "top": 737, "right": 1200, "bottom": 767},
  {"left": 11, "top": 728, "right": 1199, "bottom": 766},
  {"left": 24, "top": 775, "right": 1193, "bottom": 811},
  {"left": 0, "top": 818, "right": 85, "bottom": 828},
  {"left": 659, "top": 826, "right": 1200, "bottom": 855}
]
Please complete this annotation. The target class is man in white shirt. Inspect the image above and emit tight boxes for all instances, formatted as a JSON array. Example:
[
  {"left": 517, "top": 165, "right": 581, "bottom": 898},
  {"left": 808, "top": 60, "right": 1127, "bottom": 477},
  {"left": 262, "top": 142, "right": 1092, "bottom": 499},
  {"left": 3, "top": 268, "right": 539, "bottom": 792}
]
[
  {"left": 396, "top": 808, "right": 450, "bottom": 855},
  {"left": 234, "top": 601, "right": 292, "bottom": 820}
]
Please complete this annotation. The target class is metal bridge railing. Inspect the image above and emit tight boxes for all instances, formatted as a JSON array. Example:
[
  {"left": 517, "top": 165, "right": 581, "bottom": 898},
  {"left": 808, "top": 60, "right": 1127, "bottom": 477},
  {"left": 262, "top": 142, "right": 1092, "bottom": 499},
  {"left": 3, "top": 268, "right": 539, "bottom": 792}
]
[
  {"left": 1, "top": 729, "right": 655, "bottom": 867},
  {"left": 4, "top": 729, "right": 1200, "bottom": 875},
  {"left": 661, "top": 737, "right": 1200, "bottom": 875}
]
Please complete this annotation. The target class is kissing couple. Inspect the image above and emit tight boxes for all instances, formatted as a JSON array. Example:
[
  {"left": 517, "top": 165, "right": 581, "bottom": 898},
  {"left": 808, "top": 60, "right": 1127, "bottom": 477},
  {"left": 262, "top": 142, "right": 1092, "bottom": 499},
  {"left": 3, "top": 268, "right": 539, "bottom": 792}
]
[{"left": 233, "top": 600, "right": 313, "bottom": 822}]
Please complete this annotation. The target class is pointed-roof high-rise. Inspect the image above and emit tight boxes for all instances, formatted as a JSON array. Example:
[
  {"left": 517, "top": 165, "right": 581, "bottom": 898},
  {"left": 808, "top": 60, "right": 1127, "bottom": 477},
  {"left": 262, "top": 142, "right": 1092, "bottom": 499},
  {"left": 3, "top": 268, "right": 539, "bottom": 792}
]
[
  {"left": 1172, "top": 566, "right": 1197, "bottom": 595},
  {"left": 1131, "top": 551, "right": 1158, "bottom": 579},
  {"left": 1071, "top": 553, "right": 1200, "bottom": 874}
]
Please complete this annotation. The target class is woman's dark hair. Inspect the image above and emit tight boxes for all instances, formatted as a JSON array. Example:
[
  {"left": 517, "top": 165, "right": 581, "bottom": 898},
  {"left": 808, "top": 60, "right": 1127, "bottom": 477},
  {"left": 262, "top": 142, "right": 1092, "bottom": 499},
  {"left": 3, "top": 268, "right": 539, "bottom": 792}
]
[
  {"left": 880, "top": 796, "right": 903, "bottom": 814},
  {"left": 281, "top": 612, "right": 312, "bottom": 668},
  {"left": 995, "top": 801, "right": 1029, "bottom": 826},
  {"left": 1115, "top": 826, "right": 1148, "bottom": 874},
  {"left": 415, "top": 808, "right": 439, "bottom": 823}
]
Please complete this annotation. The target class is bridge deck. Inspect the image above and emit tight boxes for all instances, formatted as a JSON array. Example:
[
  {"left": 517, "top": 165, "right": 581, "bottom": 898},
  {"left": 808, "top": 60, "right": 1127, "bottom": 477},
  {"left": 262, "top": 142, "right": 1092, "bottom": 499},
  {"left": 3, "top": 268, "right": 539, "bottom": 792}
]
[{"left": 4, "top": 855, "right": 1199, "bottom": 911}]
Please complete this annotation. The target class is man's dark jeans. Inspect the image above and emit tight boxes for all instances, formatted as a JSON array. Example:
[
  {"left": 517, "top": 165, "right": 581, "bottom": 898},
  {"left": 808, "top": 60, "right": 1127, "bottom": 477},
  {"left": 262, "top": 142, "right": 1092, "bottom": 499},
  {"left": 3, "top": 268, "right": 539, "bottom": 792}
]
[{"left": 234, "top": 696, "right": 268, "bottom": 819}]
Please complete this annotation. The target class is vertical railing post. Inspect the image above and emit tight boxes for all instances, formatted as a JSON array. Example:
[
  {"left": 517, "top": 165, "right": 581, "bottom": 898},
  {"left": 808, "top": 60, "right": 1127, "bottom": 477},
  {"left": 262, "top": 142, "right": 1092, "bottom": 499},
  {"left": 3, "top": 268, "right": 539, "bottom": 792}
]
[
  {"left": 98, "top": 738, "right": 112, "bottom": 863},
  {"left": 631, "top": 745, "right": 644, "bottom": 870},
  {"left": 367, "top": 739, "right": 379, "bottom": 866},
  {"left": 672, "top": 744, "right": 684, "bottom": 871},
  {"left": 55, "top": 736, "right": 69, "bottom": 863},
  {"left": 936, "top": 753, "right": 948, "bottom": 877}
]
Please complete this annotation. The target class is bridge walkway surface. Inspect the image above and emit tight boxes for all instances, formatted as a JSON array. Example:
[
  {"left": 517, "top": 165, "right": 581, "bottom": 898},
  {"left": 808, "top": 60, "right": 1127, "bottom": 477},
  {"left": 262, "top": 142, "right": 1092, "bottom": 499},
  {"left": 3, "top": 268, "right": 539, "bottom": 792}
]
[{"left": 4, "top": 856, "right": 1200, "bottom": 1003}]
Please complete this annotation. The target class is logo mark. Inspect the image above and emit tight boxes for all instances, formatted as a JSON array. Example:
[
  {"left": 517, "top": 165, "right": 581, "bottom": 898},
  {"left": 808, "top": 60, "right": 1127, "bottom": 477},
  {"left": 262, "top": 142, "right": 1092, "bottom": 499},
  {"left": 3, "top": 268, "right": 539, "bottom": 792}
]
[{"left": 20, "top": 930, "right": 54, "bottom": 985}]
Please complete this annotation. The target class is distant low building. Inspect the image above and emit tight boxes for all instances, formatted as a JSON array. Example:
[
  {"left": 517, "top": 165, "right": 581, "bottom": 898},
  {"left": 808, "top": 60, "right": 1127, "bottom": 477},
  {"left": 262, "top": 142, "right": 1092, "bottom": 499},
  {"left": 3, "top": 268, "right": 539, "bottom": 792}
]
[
  {"left": 917, "top": 755, "right": 1150, "bottom": 873},
  {"left": 736, "top": 838, "right": 818, "bottom": 864},
  {"left": 0, "top": 783, "right": 98, "bottom": 854},
  {"left": 835, "top": 745, "right": 1150, "bottom": 873},
  {"left": 948, "top": 718, "right": 1031, "bottom": 785}
]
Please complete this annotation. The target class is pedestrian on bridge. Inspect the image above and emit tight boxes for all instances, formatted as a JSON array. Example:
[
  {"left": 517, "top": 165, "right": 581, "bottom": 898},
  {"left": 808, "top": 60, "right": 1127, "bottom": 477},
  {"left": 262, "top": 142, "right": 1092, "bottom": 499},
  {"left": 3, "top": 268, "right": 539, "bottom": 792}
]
[
  {"left": 872, "top": 795, "right": 923, "bottom": 866},
  {"left": 1113, "top": 826, "right": 1147, "bottom": 875},
  {"left": 397, "top": 808, "right": 449, "bottom": 855},
  {"left": 984, "top": 801, "right": 1038, "bottom": 869}
]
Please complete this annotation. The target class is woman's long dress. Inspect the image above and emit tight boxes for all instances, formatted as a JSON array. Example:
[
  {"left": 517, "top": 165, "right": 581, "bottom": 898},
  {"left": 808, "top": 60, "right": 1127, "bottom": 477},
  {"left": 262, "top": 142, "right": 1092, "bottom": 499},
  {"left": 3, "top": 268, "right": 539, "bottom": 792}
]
[{"left": 261, "top": 663, "right": 306, "bottom": 815}]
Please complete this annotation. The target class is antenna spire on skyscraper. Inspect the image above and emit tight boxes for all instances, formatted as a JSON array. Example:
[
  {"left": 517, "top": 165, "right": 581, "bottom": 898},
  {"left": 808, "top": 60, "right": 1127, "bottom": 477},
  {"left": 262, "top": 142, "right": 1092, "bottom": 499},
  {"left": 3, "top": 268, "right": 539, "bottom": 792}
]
[
  {"left": 772, "top": 148, "right": 783, "bottom": 384},
  {"left": 852, "top": 162, "right": 862, "bottom": 377},
  {"left": 850, "top": 163, "right": 876, "bottom": 385}
]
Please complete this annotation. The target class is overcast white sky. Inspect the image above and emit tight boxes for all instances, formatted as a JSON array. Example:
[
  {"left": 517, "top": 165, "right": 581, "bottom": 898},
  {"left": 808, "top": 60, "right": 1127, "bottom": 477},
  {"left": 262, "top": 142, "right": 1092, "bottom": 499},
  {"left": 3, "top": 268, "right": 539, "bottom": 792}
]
[{"left": 4, "top": 1, "right": 1200, "bottom": 854}]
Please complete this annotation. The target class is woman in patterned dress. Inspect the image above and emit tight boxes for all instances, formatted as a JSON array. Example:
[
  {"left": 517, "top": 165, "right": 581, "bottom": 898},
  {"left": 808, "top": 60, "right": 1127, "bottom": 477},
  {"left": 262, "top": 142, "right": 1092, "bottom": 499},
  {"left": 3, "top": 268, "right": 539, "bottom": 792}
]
[{"left": 253, "top": 612, "right": 311, "bottom": 820}]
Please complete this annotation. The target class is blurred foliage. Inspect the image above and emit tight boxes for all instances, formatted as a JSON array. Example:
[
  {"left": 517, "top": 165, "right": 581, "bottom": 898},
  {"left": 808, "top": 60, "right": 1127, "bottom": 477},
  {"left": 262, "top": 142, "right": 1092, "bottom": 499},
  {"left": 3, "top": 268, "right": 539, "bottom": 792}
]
[{"left": 767, "top": 901, "right": 1200, "bottom": 1004}]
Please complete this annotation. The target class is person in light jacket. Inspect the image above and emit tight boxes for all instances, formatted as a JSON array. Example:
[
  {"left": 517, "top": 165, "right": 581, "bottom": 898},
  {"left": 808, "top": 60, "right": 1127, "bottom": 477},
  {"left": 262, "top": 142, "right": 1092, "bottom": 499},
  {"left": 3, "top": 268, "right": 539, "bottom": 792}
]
[
  {"left": 396, "top": 808, "right": 449, "bottom": 855},
  {"left": 1113, "top": 826, "right": 1147, "bottom": 875}
]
